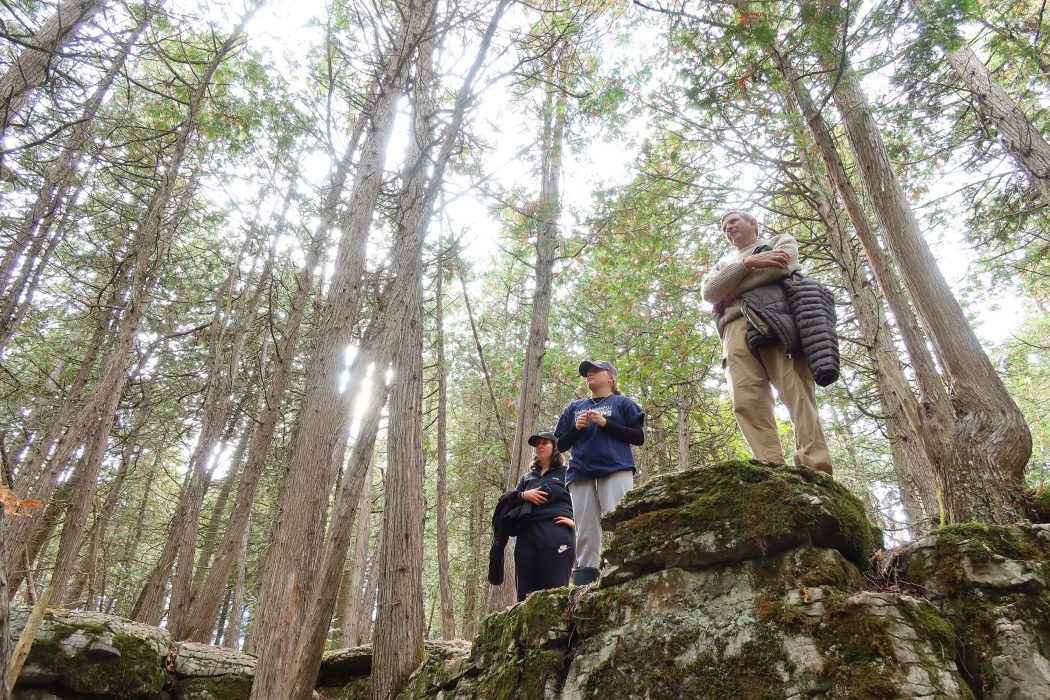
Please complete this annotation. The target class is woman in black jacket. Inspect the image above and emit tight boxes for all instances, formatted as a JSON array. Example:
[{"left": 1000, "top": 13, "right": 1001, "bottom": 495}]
[{"left": 513, "top": 431, "right": 575, "bottom": 602}]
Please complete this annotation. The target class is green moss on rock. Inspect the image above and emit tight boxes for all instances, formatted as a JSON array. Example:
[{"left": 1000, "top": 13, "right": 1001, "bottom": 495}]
[
  {"left": 602, "top": 460, "right": 879, "bottom": 583},
  {"left": 1031, "top": 488, "right": 1050, "bottom": 522},
  {"left": 171, "top": 675, "right": 252, "bottom": 700},
  {"left": 21, "top": 620, "right": 166, "bottom": 698},
  {"left": 898, "top": 523, "right": 1050, "bottom": 698},
  {"left": 468, "top": 588, "right": 570, "bottom": 669}
]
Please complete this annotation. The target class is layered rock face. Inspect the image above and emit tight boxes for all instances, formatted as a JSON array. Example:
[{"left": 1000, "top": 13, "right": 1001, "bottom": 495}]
[
  {"left": 399, "top": 461, "right": 1050, "bottom": 699},
  {"left": 10, "top": 461, "right": 1050, "bottom": 699}
]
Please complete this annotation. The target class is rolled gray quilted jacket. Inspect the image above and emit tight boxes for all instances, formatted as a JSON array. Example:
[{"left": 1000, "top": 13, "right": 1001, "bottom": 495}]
[{"left": 781, "top": 271, "right": 839, "bottom": 386}]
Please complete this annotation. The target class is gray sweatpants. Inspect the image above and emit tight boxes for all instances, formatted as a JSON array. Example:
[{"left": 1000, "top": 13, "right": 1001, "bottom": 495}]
[{"left": 568, "top": 470, "right": 634, "bottom": 570}]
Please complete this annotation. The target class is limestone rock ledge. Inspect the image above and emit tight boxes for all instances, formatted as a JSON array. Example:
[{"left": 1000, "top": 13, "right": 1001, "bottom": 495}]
[{"left": 10, "top": 461, "right": 1050, "bottom": 699}]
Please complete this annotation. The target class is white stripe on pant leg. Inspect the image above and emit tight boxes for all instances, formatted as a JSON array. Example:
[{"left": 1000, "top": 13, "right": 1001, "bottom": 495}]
[{"left": 569, "top": 479, "right": 601, "bottom": 570}]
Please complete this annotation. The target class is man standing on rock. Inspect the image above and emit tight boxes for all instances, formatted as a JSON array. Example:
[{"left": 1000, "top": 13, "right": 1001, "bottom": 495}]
[{"left": 701, "top": 211, "right": 833, "bottom": 475}]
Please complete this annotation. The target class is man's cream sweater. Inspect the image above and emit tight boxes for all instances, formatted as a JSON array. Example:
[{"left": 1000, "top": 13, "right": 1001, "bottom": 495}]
[{"left": 700, "top": 234, "right": 801, "bottom": 338}]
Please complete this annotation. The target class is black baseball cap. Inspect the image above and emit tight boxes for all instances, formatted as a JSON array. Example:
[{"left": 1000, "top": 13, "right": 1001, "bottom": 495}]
[
  {"left": 579, "top": 360, "right": 617, "bottom": 377},
  {"left": 527, "top": 431, "right": 557, "bottom": 448}
]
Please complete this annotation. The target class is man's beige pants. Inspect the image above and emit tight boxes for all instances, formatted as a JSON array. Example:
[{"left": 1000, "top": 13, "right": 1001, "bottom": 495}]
[{"left": 722, "top": 316, "right": 833, "bottom": 475}]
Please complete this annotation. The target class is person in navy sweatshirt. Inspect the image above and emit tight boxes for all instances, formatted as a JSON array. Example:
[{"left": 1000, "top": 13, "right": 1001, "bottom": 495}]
[
  {"left": 513, "top": 431, "right": 575, "bottom": 601},
  {"left": 554, "top": 360, "right": 645, "bottom": 585}
]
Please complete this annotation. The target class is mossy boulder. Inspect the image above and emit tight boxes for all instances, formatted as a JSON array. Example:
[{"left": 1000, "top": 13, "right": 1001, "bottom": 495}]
[
  {"left": 897, "top": 522, "right": 1050, "bottom": 698},
  {"left": 169, "top": 641, "right": 255, "bottom": 699},
  {"left": 316, "top": 645, "right": 374, "bottom": 689},
  {"left": 601, "top": 460, "right": 880, "bottom": 585},
  {"left": 171, "top": 674, "right": 253, "bottom": 699},
  {"left": 10, "top": 606, "right": 169, "bottom": 698},
  {"left": 317, "top": 640, "right": 476, "bottom": 700},
  {"left": 562, "top": 557, "right": 967, "bottom": 699},
  {"left": 12, "top": 690, "right": 86, "bottom": 699},
  {"left": 400, "top": 640, "right": 473, "bottom": 697},
  {"left": 403, "top": 588, "right": 571, "bottom": 699}
]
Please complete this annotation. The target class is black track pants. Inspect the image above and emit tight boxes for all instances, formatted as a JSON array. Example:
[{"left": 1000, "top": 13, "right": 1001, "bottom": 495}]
[{"left": 514, "top": 519, "right": 575, "bottom": 602}]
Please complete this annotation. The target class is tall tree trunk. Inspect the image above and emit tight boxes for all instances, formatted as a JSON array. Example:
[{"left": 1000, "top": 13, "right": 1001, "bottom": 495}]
[
  {"left": 831, "top": 66, "right": 1032, "bottom": 522},
  {"left": 289, "top": 355, "right": 388, "bottom": 698},
  {"left": 490, "top": 56, "right": 566, "bottom": 613},
  {"left": 804, "top": 171, "right": 932, "bottom": 528},
  {"left": 372, "top": 2, "right": 509, "bottom": 693},
  {"left": 192, "top": 58, "right": 377, "bottom": 655},
  {"left": 247, "top": 4, "right": 430, "bottom": 694},
  {"left": 224, "top": 514, "right": 249, "bottom": 650},
  {"left": 9, "top": 277, "right": 122, "bottom": 505},
  {"left": 340, "top": 470, "right": 374, "bottom": 648},
  {"left": 190, "top": 427, "right": 247, "bottom": 594},
  {"left": 909, "top": 1, "right": 1050, "bottom": 203},
  {"left": 772, "top": 47, "right": 957, "bottom": 525},
  {"left": 354, "top": 549, "right": 380, "bottom": 646},
  {"left": 0, "top": 0, "right": 107, "bottom": 135},
  {"left": 780, "top": 92, "right": 934, "bottom": 530},
  {"left": 370, "top": 213, "right": 426, "bottom": 700},
  {"left": 180, "top": 153, "right": 349, "bottom": 642},
  {"left": 1, "top": 478, "right": 12, "bottom": 699},
  {"left": 0, "top": 4, "right": 153, "bottom": 354},
  {"left": 0, "top": 8, "right": 250, "bottom": 596},
  {"left": 292, "top": 1, "right": 510, "bottom": 663},
  {"left": 462, "top": 401, "right": 486, "bottom": 639},
  {"left": 8, "top": 373, "right": 124, "bottom": 687},
  {"left": 63, "top": 405, "right": 147, "bottom": 607},
  {"left": 944, "top": 46, "right": 1050, "bottom": 203},
  {"left": 434, "top": 240, "right": 455, "bottom": 640},
  {"left": 166, "top": 239, "right": 268, "bottom": 638},
  {"left": 676, "top": 384, "right": 691, "bottom": 469}
]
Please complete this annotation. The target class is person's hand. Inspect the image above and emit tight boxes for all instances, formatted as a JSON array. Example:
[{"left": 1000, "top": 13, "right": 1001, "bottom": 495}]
[
  {"left": 585, "top": 410, "right": 607, "bottom": 427},
  {"left": 554, "top": 516, "right": 575, "bottom": 529},
  {"left": 575, "top": 413, "right": 590, "bottom": 429},
  {"left": 522, "top": 488, "right": 548, "bottom": 505},
  {"left": 744, "top": 250, "right": 790, "bottom": 270},
  {"left": 712, "top": 295, "right": 733, "bottom": 315}
]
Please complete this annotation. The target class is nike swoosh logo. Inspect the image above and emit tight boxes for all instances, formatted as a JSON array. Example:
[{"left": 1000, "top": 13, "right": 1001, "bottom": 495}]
[{"left": 557, "top": 545, "right": 569, "bottom": 554}]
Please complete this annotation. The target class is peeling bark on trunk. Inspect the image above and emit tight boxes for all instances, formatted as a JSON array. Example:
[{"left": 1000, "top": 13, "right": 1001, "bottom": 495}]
[
  {"left": 944, "top": 45, "right": 1050, "bottom": 203},
  {"left": 434, "top": 243, "right": 455, "bottom": 640},
  {"left": 908, "top": 0, "right": 1050, "bottom": 203},
  {"left": 780, "top": 92, "right": 934, "bottom": 531},
  {"left": 0, "top": 5, "right": 153, "bottom": 354},
  {"left": 246, "top": 4, "right": 430, "bottom": 695},
  {"left": 341, "top": 471, "right": 374, "bottom": 648},
  {"left": 490, "top": 46, "right": 566, "bottom": 614},
  {"left": 771, "top": 48, "right": 1017, "bottom": 524},
  {"left": 372, "top": 4, "right": 508, "bottom": 695},
  {"left": 224, "top": 513, "right": 249, "bottom": 650},
  {"left": 0, "top": 0, "right": 107, "bottom": 134},
  {"left": 370, "top": 218, "right": 426, "bottom": 700},
  {"left": 830, "top": 68, "right": 1032, "bottom": 522}
]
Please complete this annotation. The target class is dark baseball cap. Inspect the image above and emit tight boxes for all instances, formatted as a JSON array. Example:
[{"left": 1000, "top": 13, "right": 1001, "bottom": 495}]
[
  {"left": 527, "top": 431, "right": 558, "bottom": 448},
  {"left": 579, "top": 360, "right": 617, "bottom": 377}
]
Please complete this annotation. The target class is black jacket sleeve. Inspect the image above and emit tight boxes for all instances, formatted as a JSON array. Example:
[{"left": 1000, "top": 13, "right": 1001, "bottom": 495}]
[
  {"left": 513, "top": 474, "right": 529, "bottom": 503},
  {"left": 556, "top": 427, "right": 579, "bottom": 454},
  {"left": 602, "top": 416, "right": 645, "bottom": 446}
]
